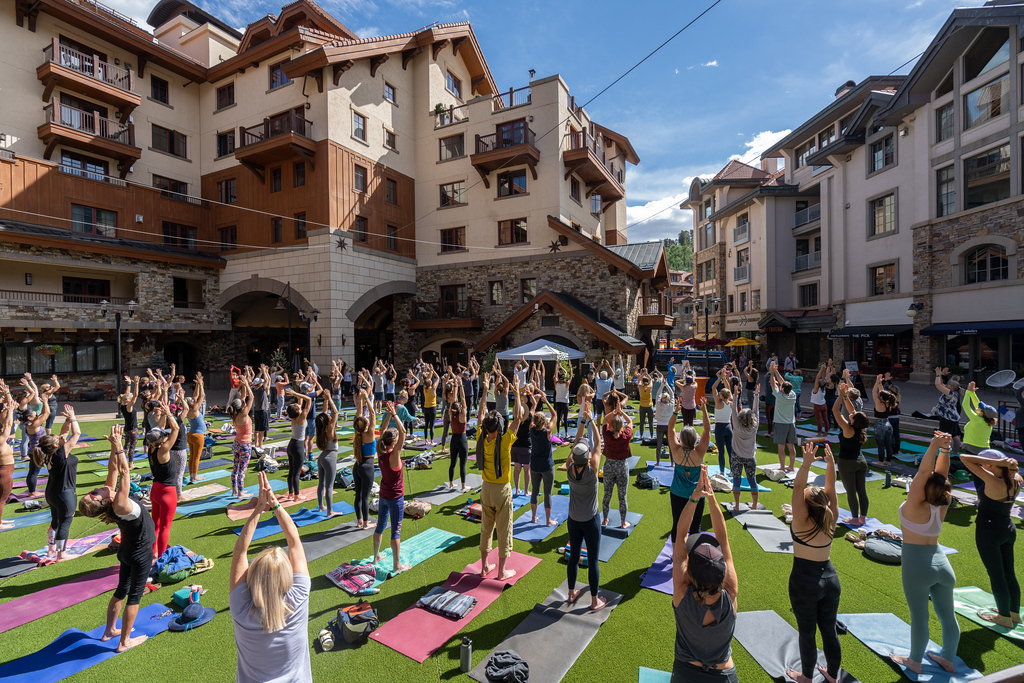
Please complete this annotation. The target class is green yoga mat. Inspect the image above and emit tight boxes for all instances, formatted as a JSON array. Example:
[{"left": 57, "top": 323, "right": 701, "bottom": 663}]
[
  {"left": 357, "top": 527, "right": 464, "bottom": 588},
  {"left": 953, "top": 586, "right": 1024, "bottom": 641}
]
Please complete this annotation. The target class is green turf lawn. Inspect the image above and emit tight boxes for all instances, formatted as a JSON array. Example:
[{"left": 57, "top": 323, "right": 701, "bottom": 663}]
[{"left": 1, "top": 408, "right": 1021, "bottom": 683}]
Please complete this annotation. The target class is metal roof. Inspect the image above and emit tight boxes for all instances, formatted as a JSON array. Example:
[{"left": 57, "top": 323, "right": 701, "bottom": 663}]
[
  {"left": 606, "top": 241, "right": 663, "bottom": 272},
  {"left": 550, "top": 292, "right": 644, "bottom": 347}
]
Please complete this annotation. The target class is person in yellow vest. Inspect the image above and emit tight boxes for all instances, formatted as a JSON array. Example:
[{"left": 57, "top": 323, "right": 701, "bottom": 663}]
[
  {"left": 421, "top": 365, "right": 439, "bottom": 445},
  {"left": 637, "top": 369, "right": 655, "bottom": 440}
]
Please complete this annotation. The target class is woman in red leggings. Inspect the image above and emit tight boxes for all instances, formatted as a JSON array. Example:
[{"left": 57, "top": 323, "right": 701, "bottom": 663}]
[{"left": 146, "top": 402, "right": 180, "bottom": 559}]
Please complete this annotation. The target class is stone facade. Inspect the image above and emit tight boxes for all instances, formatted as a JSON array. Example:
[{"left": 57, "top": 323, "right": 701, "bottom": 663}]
[{"left": 693, "top": 243, "right": 727, "bottom": 337}]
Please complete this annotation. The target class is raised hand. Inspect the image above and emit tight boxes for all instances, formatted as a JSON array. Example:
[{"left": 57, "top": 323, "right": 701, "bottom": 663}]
[{"left": 933, "top": 431, "right": 953, "bottom": 450}]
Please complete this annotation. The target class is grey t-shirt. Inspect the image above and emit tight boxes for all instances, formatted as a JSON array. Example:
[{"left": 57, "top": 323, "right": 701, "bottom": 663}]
[
  {"left": 773, "top": 389, "right": 797, "bottom": 424},
  {"left": 253, "top": 386, "right": 270, "bottom": 412},
  {"left": 230, "top": 573, "right": 311, "bottom": 683},
  {"left": 730, "top": 415, "right": 759, "bottom": 460},
  {"left": 567, "top": 464, "right": 598, "bottom": 522}
]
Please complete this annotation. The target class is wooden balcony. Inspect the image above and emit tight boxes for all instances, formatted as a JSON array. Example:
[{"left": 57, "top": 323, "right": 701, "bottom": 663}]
[
  {"left": 563, "top": 131, "right": 625, "bottom": 204},
  {"left": 36, "top": 38, "right": 139, "bottom": 121},
  {"left": 234, "top": 110, "right": 316, "bottom": 182},
  {"left": 407, "top": 298, "right": 484, "bottom": 330},
  {"left": 38, "top": 99, "right": 140, "bottom": 177},
  {"left": 638, "top": 298, "right": 675, "bottom": 329},
  {"left": 470, "top": 125, "right": 539, "bottom": 188}
]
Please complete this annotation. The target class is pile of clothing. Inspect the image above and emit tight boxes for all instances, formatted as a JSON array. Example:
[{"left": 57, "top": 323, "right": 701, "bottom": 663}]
[
  {"left": 151, "top": 545, "right": 214, "bottom": 583},
  {"left": 416, "top": 586, "right": 477, "bottom": 619},
  {"left": 404, "top": 452, "right": 435, "bottom": 470},
  {"left": 326, "top": 563, "right": 378, "bottom": 595},
  {"left": 455, "top": 502, "right": 482, "bottom": 523}
]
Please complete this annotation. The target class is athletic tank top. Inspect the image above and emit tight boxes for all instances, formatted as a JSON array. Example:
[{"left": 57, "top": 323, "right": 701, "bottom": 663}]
[
  {"left": 378, "top": 449, "right": 403, "bottom": 500},
  {"left": 424, "top": 385, "right": 436, "bottom": 408},
  {"left": 149, "top": 446, "right": 175, "bottom": 486},
  {"left": 120, "top": 404, "right": 138, "bottom": 431},
  {"left": 674, "top": 586, "right": 734, "bottom": 667},
  {"left": 837, "top": 432, "right": 861, "bottom": 460},
  {"left": 451, "top": 413, "right": 466, "bottom": 435},
  {"left": 291, "top": 422, "right": 306, "bottom": 440},
  {"left": 974, "top": 474, "right": 1016, "bottom": 519},
  {"left": 234, "top": 421, "right": 252, "bottom": 444},
  {"left": 188, "top": 414, "right": 207, "bottom": 435}
]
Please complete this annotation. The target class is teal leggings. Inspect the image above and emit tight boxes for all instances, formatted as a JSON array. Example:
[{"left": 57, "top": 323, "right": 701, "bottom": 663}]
[{"left": 901, "top": 543, "right": 960, "bottom": 663}]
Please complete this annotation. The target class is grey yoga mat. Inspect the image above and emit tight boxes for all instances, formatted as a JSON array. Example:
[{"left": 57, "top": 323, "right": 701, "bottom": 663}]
[
  {"left": 412, "top": 474, "right": 483, "bottom": 505},
  {"left": 734, "top": 610, "right": 860, "bottom": 683},
  {"left": 729, "top": 508, "right": 793, "bottom": 553},
  {"left": 298, "top": 521, "right": 375, "bottom": 563},
  {"left": 468, "top": 580, "right": 623, "bottom": 683}
]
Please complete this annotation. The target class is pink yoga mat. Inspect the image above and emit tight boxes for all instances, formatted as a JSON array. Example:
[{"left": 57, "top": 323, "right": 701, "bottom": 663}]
[
  {"left": 0, "top": 565, "right": 119, "bottom": 634},
  {"left": 225, "top": 485, "right": 319, "bottom": 521},
  {"left": 370, "top": 551, "right": 541, "bottom": 662}
]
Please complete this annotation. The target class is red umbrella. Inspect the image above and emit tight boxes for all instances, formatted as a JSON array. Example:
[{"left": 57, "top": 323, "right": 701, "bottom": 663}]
[{"left": 704, "top": 337, "right": 725, "bottom": 346}]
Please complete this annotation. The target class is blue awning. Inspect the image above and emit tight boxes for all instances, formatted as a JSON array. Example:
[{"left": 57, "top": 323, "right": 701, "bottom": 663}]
[{"left": 920, "top": 320, "right": 1024, "bottom": 336}]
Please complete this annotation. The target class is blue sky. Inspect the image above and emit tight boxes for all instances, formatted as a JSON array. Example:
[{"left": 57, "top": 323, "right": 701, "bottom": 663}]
[{"left": 110, "top": 0, "right": 973, "bottom": 245}]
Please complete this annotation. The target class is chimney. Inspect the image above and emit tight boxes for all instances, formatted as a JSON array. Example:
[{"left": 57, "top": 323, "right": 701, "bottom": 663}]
[
  {"left": 835, "top": 80, "right": 856, "bottom": 99},
  {"left": 760, "top": 158, "right": 779, "bottom": 174}
]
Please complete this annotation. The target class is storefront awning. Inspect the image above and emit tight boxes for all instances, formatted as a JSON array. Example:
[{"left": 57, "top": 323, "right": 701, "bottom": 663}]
[
  {"left": 829, "top": 324, "right": 912, "bottom": 339},
  {"left": 920, "top": 320, "right": 1024, "bottom": 336}
]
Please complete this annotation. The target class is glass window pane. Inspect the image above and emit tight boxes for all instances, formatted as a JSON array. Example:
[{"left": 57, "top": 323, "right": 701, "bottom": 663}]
[
  {"left": 964, "top": 74, "right": 1009, "bottom": 129},
  {"left": 96, "top": 344, "right": 114, "bottom": 370},
  {"left": 5, "top": 347, "right": 28, "bottom": 375},
  {"left": 964, "top": 144, "right": 1010, "bottom": 209},
  {"left": 54, "top": 346, "right": 73, "bottom": 373},
  {"left": 76, "top": 345, "right": 95, "bottom": 372},
  {"left": 31, "top": 349, "right": 52, "bottom": 374}
]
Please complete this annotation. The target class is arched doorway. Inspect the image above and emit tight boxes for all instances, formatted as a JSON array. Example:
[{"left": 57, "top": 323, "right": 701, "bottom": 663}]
[
  {"left": 352, "top": 296, "right": 393, "bottom": 369},
  {"left": 221, "top": 286, "right": 309, "bottom": 371},
  {"left": 163, "top": 341, "right": 198, "bottom": 378},
  {"left": 440, "top": 340, "right": 467, "bottom": 367}
]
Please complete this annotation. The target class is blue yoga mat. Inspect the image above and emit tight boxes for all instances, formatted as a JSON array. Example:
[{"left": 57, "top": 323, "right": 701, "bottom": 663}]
[
  {"left": 837, "top": 508, "right": 957, "bottom": 555},
  {"left": 0, "top": 508, "right": 55, "bottom": 531},
  {"left": 639, "top": 668, "right": 672, "bottom": 683},
  {"left": 0, "top": 603, "right": 175, "bottom": 683},
  {"left": 839, "top": 612, "right": 982, "bottom": 682},
  {"left": 177, "top": 479, "right": 286, "bottom": 516},
  {"left": 12, "top": 462, "right": 46, "bottom": 473},
  {"left": 646, "top": 461, "right": 675, "bottom": 479},
  {"left": 512, "top": 494, "right": 570, "bottom": 542},
  {"left": 236, "top": 500, "right": 355, "bottom": 540},
  {"left": 584, "top": 510, "right": 642, "bottom": 562},
  {"left": 706, "top": 464, "right": 771, "bottom": 492},
  {"left": 185, "top": 468, "right": 230, "bottom": 483},
  {"left": 198, "top": 458, "right": 232, "bottom": 471},
  {"left": 93, "top": 452, "right": 147, "bottom": 466}
]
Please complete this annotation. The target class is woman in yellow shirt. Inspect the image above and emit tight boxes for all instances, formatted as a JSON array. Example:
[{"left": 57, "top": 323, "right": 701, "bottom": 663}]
[
  {"left": 638, "top": 369, "right": 654, "bottom": 440},
  {"left": 422, "top": 365, "right": 439, "bottom": 445}
]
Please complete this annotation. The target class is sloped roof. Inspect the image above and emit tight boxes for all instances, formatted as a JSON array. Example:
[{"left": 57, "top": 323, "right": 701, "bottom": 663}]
[
  {"left": 592, "top": 124, "right": 640, "bottom": 165},
  {"left": 607, "top": 241, "right": 663, "bottom": 272},
  {"left": 147, "top": 0, "right": 243, "bottom": 39},
  {"left": 713, "top": 159, "right": 770, "bottom": 182},
  {"left": 238, "top": 0, "right": 357, "bottom": 52}
]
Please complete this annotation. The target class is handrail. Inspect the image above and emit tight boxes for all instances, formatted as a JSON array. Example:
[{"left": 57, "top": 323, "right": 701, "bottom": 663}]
[
  {"left": 733, "top": 222, "right": 749, "bottom": 244},
  {"left": 173, "top": 300, "right": 205, "bottom": 309},
  {"left": 793, "top": 251, "right": 822, "bottom": 272},
  {"left": 733, "top": 265, "right": 750, "bottom": 282},
  {"left": 0, "top": 289, "right": 131, "bottom": 305},
  {"left": 43, "top": 37, "right": 134, "bottom": 93},
  {"left": 238, "top": 110, "right": 313, "bottom": 148},
  {"left": 72, "top": 0, "right": 139, "bottom": 26},
  {"left": 564, "top": 130, "right": 625, "bottom": 186},
  {"left": 475, "top": 125, "right": 536, "bottom": 154},
  {"left": 493, "top": 86, "right": 531, "bottom": 110},
  {"left": 794, "top": 203, "right": 821, "bottom": 228},
  {"left": 411, "top": 298, "right": 481, "bottom": 320},
  {"left": 44, "top": 98, "right": 135, "bottom": 147},
  {"left": 58, "top": 164, "right": 128, "bottom": 187},
  {"left": 433, "top": 103, "right": 469, "bottom": 128}
]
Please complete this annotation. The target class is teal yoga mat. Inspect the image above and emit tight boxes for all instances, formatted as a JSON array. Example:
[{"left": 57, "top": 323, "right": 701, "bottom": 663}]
[
  {"left": 177, "top": 479, "right": 286, "bottom": 516},
  {"left": 0, "top": 508, "right": 54, "bottom": 531},
  {"left": 356, "top": 527, "right": 464, "bottom": 588},
  {"left": 638, "top": 668, "right": 671, "bottom": 683},
  {"left": 953, "top": 586, "right": 1024, "bottom": 641},
  {"left": 706, "top": 464, "right": 771, "bottom": 491},
  {"left": 235, "top": 500, "right": 355, "bottom": 540}
]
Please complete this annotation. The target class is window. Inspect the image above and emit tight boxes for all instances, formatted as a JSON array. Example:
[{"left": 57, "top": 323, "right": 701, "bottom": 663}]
[
  {"left": 152, "top": 124, "right": 186, "bottom": 158},
  {"left": 71, "top": 204, "right": 115, "bottom": 236},
  {"left": 752, "top": 290, "right": 761, "bottom": 310},
  {"left": 964, "top": 74, "right": 1009, "bottom": 129},
  {"left": 162, "top": 221, "right": 197, "bottom": 250},
  {"left": 216, "top": 83, "right": 234, "bottom": 110},
  {"left": 737, "top": 248, "right": 750, "bottom": 268},
  {"left": 270, "top": 167, "right": 282, "bottom": 193},
  {"left": 385, "top": 178, "right": 398, "bottom": 204},
  {"left": 965, "top": 144, "right": 1010, "bottom": 209},
  {"left": 354, "top": 165, "right": 367, "bottom": 192},
  {"left": 216, "top": 130, "right": 234, "bottom": 158},
  {"left": 384, "top": 82, "right": 396, "bottom": 103},
  {"left": 446, "top": 70, "right": 462, "bottom": 99},
  {"left": 293, "top": 162, "right": 305, "bottom": 188},
  {"left": 62, "top": 276, "right": 109, "bottom": 303},
  {"left": 799, "top": 283, "right": 819, "bottom": 308},
  {"left": 870, "top": 263, "right": 897, "bottom": 296},
  {"left": 439, "top": 181, "right": 466, "bottom": 207},
  {"left": 964, "top": 245, "right": 1009, "bottom": 284},
  {"left": 269, "top": 61, "right": 291, "bottom": 89},
  {"left": 60, "top": 150, "right": 107, "bottom": 180},
  {"left": 702, "top": 222, "right": 714, "bottom": 250},
  {"left": 150, "top": 75, "right": 169, "bottom": 104},
  {"left": 440, "top": 285, "right": 467, "bottom": 317},
  {"left": 217, "top": 178, "right": 237, "bottom": 204},
  {"left": 439, "top": 134, "right": 465, "bottom": 161},
  {"left": 937, "top": 70, "right": 954, "bottom": 97},
  {"left": 499, "top": 218, "right": 528, "bottom": 245},
  {"left": 218, "top": 226, "right": 237, "bottom": 251},
  {"left": 703, "top": 260, "right": 716, "bottom": 281},
  {"left": 384, "top": 129, "right": 397, "bottom": 150},
  {"left": 440, "top": 227, "right": 465, "bottom": 252},
  {"left": 386, "top": 225, "right": 398, "bottom": 251},
  {"left": 727, "top": 295, "right": 734, "bottom": 313},
  {"left": 870, "top": 193, "right": 896, "bottom": 236},
  {"left": 740, "top": 292, "right": 747, "bottom": 312},
  {"left": 869, "top": 134, "right": 894, "bottom": 172},
  {"left": 497, "top": 169, "right": 527, "bottom": 197},
  {"left": 295, "top": 212, "right": 307, "bottom": 239},
  {"left": 964, "top": 27, "right": 1009, "bottom": 82},
  {"left": 353, "top": 215, "right": 368, "bottom": 242},
  {"left": 489, "top": 280, "right": 504, "bottom": 306},
  {"left": 352, "top": 111, "right": 366, "bottom": 141},
  {"left": 936, "top": 103, "right": 953, "bottom": 142},
  {"left": 818, "top": 125, "right": 835, "bottom": 149},
  {"left": 570, "top": 176, "right": 581, "bottom": 203},
  {"left": 591, "top": 195, "right": 602, "bottom": 215},
  {"left": 152, "top": 174, "right": 187, "bottom": 198},
  {"left": 937, "top": 166, "right": 955, "bottom": 217},
  {"left": 520, "top": 277, "right": 537, "bottom": 304},
  {"left": 796, "top": 140, "right": 816, "bottom": 168},
  {"left": 271, "top": 217, "right": 283, "bottom": 243}
]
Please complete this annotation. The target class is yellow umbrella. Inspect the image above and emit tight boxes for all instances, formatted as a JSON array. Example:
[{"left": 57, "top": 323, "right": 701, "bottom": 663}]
[{"left": 725, "top": 337, "right": 759, "bottom": 347}]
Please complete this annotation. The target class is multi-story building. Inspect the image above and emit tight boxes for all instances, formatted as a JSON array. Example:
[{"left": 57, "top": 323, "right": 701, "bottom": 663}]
[{"left": 667, "top": 268, "right": 694, "bottom": 341}]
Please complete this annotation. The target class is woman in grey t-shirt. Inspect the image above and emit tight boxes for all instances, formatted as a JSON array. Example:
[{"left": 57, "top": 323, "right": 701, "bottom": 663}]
[
  {"left": 230, "top": 472, "right": 311, "bottom": 683},
  {"left": 565, "top": 399, "right": 607, "bottom": 611}
]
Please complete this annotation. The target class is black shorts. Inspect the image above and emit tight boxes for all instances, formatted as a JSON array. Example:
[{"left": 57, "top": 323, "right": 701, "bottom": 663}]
[
  {"left": 938, "top": 417, "right": 963, "bottom": 439},
  {"left": 113, "top": 555, "right": 150, "bottom": 606},
  {"left": 594, "top": 399, "right": 605, "bottom": 415},
  {"left": 253, "top": 410, "right": 269, "bottom": 433}
]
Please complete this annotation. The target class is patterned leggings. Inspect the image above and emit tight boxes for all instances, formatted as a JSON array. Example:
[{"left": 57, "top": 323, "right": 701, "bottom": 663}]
[
  {"left": 601, "top": 458, "right": 629, "bottom": 521},
  {"left": 231, "top": 441, "right": 252, "bottom": 493},
  {"left": 122, "top": 428, "right": 139, "bottom": 458}
]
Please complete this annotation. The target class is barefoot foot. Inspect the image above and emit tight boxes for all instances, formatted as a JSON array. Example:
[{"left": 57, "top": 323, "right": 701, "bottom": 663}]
[
  {"left": 601, "top": 518, "right": 609, "bottom": 526},
  {"left": 590, "top": 595, "right": 608, "bottom": 611},
  {"left": 115, "top": 634, "right": 148, "bottom": 652},
  {"left": 977, "top": 610, "right": 1015, "bottom": 628},
  {"left": 926, "top": 653, "right": 955, "bottom": 674},
  {"left": 890, "top": 655, "right": 921, "bottom": 674},
  {"left": 567, "top": 588, "right": 581, "bottom": 605},
  {"left": 546, "top": 518, "right": 557, "bottom": 527},
  {"left": 100, "top": 627, "right": 121, "bottom": 642},
  {"left": 785, "top": 669, "right": 811, "bottom": 683},
  {"left": 479, "top": 563, "right": 494, "bottom": 578},
  {"left": 393, "top": 563, "right": 411, "bottom": 574},
  {"left": 496, "top": 568, "right": 517, "bottom": 582},
  {"left": 817, "top": 666, "right": 838, "bottom": 683},
  {"left": 620, "top": 521, "right": 631, "bottom": 530}
]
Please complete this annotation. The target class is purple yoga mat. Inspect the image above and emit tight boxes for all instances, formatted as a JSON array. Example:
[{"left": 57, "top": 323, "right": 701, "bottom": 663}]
[
  {"left": 11, "top": 477, "right": 47, "bottom": 490},
  {"left": 6, "top": 491, "right": 37, "bottom": 504},
  {"left": 0, "top": 565, "right": 119, "bottom": 634},
  {"left": 640, "top": 538, "right": 674, "bottom": 595}
]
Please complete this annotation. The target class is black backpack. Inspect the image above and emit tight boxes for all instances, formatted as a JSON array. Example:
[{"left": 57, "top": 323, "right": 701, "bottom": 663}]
[{"left": 635, "top": 472, "right": 656, "bottom": 489}]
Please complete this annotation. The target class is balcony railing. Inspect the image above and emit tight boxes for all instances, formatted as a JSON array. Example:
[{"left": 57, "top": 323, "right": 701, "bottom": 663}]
[
  {"left": 160, "top": 190, "right": 208, "bottom": 208},
  {"left": 492, "top": 86, "right": 531, "bottom": 110},
  {"left": 44, "top": 99, "right": 135, "bottom": 146},
  {"left": 733, "top": 222, "right": 749, "bottom": 244},
  {"left": 42, "top": 38, "right": 133, "bottom": 92},
  {"left": 0, "top": 289, "right": 132, "bottom": 306},
  {"left": 794, "top": 251, "right": 822, "bottom": 272},
  {"left": 643, "top": 298, "right": 666, "bottom": 315},
  {"left": 173, "top": 300, "right": 205, "bottom": 309},
  {"left": 74, "top": 0, "right": 139, "bottom": 26},
  {"left": 59, "top": 164, "right": 128, "bottom": 187},
  {"left": 238, "top": 111, "right": 313, "bottom": 148},
  {"left": 794, "top": 202, "right": 821, "bottom": 228},
  {"left": 565, "top": 131, "right": 626, "bottom": 185},
  {"left": 433, "top": 104, "right": 469, "bottom": 128},
  {"left": 567, "top": 95, "right": 584, "bottom": 119},
  {"left": 412, "top": 298, "right": 481, "bottom": 321},
  {"left": 476, "top": 126, "right": 535, "bottom": 154},
  {"left": 733, "top": 265, "right": 750, "bottom": 283}
]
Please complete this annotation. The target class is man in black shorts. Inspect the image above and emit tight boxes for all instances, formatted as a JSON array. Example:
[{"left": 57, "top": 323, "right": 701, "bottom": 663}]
[
  {"left": 251, "top": 366, "right": 271, "bottom": 452},
  {"left": 79, "top": 423, "right": 156, "bottom": 653}
]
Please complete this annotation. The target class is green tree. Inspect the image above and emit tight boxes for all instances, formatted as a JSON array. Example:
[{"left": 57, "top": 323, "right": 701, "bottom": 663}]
[{"left": 663, "top": 231, "right": 693, "bottom": 271}]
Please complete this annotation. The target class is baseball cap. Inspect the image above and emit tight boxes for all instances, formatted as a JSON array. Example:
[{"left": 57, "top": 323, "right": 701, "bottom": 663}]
[
  {"left": 977, "top": 401, "right": 999, "bottom": 420},
  {"left": 145, "top": 427, "right": 172, "bottom": 444},
  {"left": 571, "top": 441, "right": 591, "bottom": 465},
  {"left": 685, "top": 532, "right": 726, "bottom": 586}
]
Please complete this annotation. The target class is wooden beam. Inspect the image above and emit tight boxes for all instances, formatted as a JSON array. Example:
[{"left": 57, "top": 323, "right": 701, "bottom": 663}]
[
  {"left": 239, "top": 159, "right": 265, "bottom": 184},
  {"left": 137, "top": 53, "right": 149, "bottom": 78},
  {"left": 42, "top": 137, "right": 57, "bottom": 161},
  {"left": 473, "top": 165, "right": 490, "bottom": 189},
  {"left": 431, "top": 39, "right": 450, "bottom": 61},
  {"left": 526, "top": 159, "right": 538, "bottom": 181},
  {"left": 402, "top": 46, "right": 423, "bottom": 70},
  {"left": 24, "top": 1, "right": 40, "bottom": 32},
  {"left": 471, "top": 74, "right": 485, "bottom": 92},
  {"left": 369, "top": 53, "right": 389, "bottom": 79},
  {"left": 118, "top": 103, "right": 137, "bottom": 125},
  {"left": 291, "top": 144, "right": 316, "bottom": 172},
  {"left": 451, "top": 36, "right": 467, "bottom": 57},
  {"left": 41, "top": 74, "right": 59, "bottom": 103},
  {"left": 332, "top": 60, "right": 354, "bottom": 85},
  {"left": 563, "top": 159, "right": 584, "bottom": 181},
  {"left": 116, "top": 161, "right": 130, "bottom": 180},
  {"left": 306, "top": 68, "right": 323, "bottom": 93}
]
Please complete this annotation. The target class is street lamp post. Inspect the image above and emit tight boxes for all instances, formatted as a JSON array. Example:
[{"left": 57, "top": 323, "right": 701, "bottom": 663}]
[
  {"left": 693, "top": 296, "right": 720, "bottom": 378},
  {"left": 298, "top": 307, "right": 320, "bottom": 371},
  {"left": 101, "top": 299, "right": 137, "bottom": 390}
]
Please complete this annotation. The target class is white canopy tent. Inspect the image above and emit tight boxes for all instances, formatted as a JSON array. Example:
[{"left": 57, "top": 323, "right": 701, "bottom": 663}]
[{"left": 495, "top": 339, "right": 586, "bottom": 361}]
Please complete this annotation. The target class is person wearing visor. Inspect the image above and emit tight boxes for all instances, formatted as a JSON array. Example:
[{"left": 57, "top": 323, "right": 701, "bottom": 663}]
[{"left": 962, "top": 381, "right": 999, "bottom": 455}]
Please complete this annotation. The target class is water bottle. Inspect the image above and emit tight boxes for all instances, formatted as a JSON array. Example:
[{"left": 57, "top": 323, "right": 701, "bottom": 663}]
[{"left": 460, "top": 637, "right": 472, "bottom": 672}]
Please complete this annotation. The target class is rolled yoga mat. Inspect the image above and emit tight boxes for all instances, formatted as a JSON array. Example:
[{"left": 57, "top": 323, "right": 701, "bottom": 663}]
[
  {"left": 953, "top": 586, "right": 1024, "bottom": 642},
  {"left": 468, "top": 579, "right": 623, "bottom": 683},
  {"left": 512, "top": 494, "right": 571, "bottom": 542},
  {"left": 734, "top": 609, "right": 861, "bottom": 682},
  {"left": 728, "top": 508, "right": 793, "bottom": 553},
  {"left": 837, "top": 508, "right": 957, "bottom": 555},
  {"left": 299, "top": 522, "right": 375, "bottom": 563},
  {"left": 0, "top": 602, "right": 175, "bottom": 683},
  {"left": 176, "top": 478, "right": 287, "bottom": 517},
  {"left": 412, "top": 473, "right": 483, "bottom": 505},
  {"left": 839, "top": 611, "right": 982, "bottom": 682},
  {"left": 640, "top": 538, "right": 674, "bottom": 595},
  {"left": 0, "top": 565, "right": 120, "bottom": 635},
  {"left": 582, "top": 509, "right": 642, "bottom": 563},
  {"left": 369, "top": 551, "right": 541, "bottom": 662},
  {"left": 235, "top": 500, "right": 355, "bottom": 541}
]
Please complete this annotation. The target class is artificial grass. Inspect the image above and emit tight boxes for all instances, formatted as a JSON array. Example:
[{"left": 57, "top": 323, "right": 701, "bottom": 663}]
[{"left": 1, "top": 410, "right": 1021, "bottom": 683}]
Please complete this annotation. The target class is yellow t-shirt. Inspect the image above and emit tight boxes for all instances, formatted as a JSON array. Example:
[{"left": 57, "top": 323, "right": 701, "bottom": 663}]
[
  {"left": 639, "top": 384, "right": 653, "bottom": 408},
  {"left": 483, "top": 431, "right": 516, "bottom": 485},
  {"left": 424, "top": 384, "right": 436, "bottom": 408}
]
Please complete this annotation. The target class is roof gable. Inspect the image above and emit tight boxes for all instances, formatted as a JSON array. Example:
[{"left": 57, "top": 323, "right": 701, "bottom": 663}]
[
  {"left": 238, "top": 0, "right": 357, "bottom": 53},
  {"left": 714, "top": 159, "right": 769, "bottom": 182},
  {"left": 547, "top": 216, "right": 665, "bottom": 280}
]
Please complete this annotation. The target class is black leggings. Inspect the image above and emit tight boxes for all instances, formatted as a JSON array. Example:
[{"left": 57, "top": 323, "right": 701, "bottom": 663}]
[
  {"left": 423, "top": 407, "right": 436, "bottom": 441},
  {"left": 25, "top": 460, "right": 40, "bottom": 495},
  {"left": 670, "top": 492, "right": 704, "bottom": 544},
  {"left": 976, "top": 512, "right": 1020, "bottom": 617},
  {"left": 47, "top": 488, "right": 77, "bottom": 544},
  {"left": 286, "top": 438, "right": 304, "bottom": 496},
  {"left": 789, "top": 557, "right": 841, "bottom": 679},
  {"left": 531, "top": 468, "right": 553, "bottom": 507},
  {"left": 449, "top": 433, "right": 468, "bottom": 484},
  {"left": 353, "top": 458, "right": 374, "bottom": 522},
  {"left": 114, "top": 555, "right": 150, "bottom": 606},
  {"left": 836, "top": 457, "right": 869, "bottom": 520},
  {"left": 639, "top": 406, "right": 654, "bottom": 436},
  {"left": 555, "top": 402, "right": 569, "bottom": 435},
  {"left": 567, "top": 512, "right": 601, "bottom": 596}
]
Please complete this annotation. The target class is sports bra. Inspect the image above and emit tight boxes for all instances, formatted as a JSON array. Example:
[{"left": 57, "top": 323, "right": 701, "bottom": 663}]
[
  {"left": 790, "top": 524, "right": 833, "bottom": 548},
  {"left": 234, "top": 420, "right": 252, "bottom": 443},
  {"left": 899, "top": 501, "right": 943, "bottom": 537}
]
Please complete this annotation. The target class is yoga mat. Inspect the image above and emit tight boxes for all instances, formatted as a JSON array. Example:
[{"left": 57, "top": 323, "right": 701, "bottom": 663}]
[
  {"left": 179, "top": 482, "right": 229, "bottom": 501},
  {"left": 837, "top": 508, "right": 957, "bottom": 555},
  {"left": 413, "top": 474, "right": 484, "bottom": 505},
  {"left": 625, "top": 454, "right": 640, "bottom": 471},
  {"left": 839, "top": 612, "right": 983, "bottom": 682},
  {"left": 719, "top": 502, "right": 768, "bottom": 513},
  {"left": 706, "top": 464, "right": 771, "bottom": 491},
  {"left": 735, "top": 609, "right": 861, "bottom": 682},
  {"left": 370, "top": 551, "right": 540, "bottom": 662},
  {"left": 729, "top": 508, "right": 793, "bottom": 553},
  {"left": 26, "top": 529, "right": 118, "bottom": 558},
  {"left": 638, "top": 668, "right": 671, "bottom": 683},
  {"left": 299, "top": 522, "right": 374, "bottom": 563},
  {"left": 0, "top": 565, "right": 120, "bottom": 634},
  {"left": 512, "top": 494, "right": 570, "bottom": 542},
  {"left": 176, "top": 478, "right": 286, "bottom": 517},
  {"left": 860, "top": 448, "right": 919, "bottom": 463},
  {"left": 953, "top": 481, "right": 1024, "bottom": 502},
  {"left": 357, "top": 527, "right": 464, "bottom": 588},
  {"left": 197, "top": 457, "right": 232, "bottom": 471},
  {"left": 180, "top": 468, "right": 230, "bottom": 484},
  {"left": 12, "top": 476, "right": 48, "bottom": 490},
  {"left": 953, "top": 586, "right": 1024, "bottom": 641},
  {"left": 0, "top": 602, "right": 174, "bottom": 683},
  {"left": 584, "top": 510, "right": 642, "bottom": 562},
  {"left": 468, "top": 580, "right": 623, "bottom": 683},
  {"left": 92, "top": 452, "right": 148, "bottom": 465},
  {"left": 6, "top": 491, "right": 39, "bottom": 504},
  {"left": 235, "top": 500, "right": 355, "bottom": 540},
  {"left": 226, "top": 485, "right": 320, "bottom": 521},
  {"left": 0, "top": 556, "right": 38, "bottom": 579},
  {"left": 0, "top": 508, "right": 56, "bottom": 532}
]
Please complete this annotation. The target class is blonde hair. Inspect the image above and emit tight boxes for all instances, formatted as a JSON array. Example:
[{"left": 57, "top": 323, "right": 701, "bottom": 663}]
[
  {"left": 247, "top": 547, "right": 295, "bottom": 633},
  {"left": 719, "top": 388, "right": 731, "bottom": 401}
]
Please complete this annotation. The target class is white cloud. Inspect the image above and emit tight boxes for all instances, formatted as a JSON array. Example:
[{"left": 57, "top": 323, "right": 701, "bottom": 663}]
[
  {"left": 728, "top": 129, "right": 791, "bottom": 164},
  {"left": 626, "top": 193, "right": 692, "bottom": 243},
  {"left": 353, "top": 25, "right": 382, "bottom": 38},
  {"left": 675, "top": 68, "right": 679, "bottom": 74},
  {"left": 701, "top": 60, "right": 719, "bottom": 67}
]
